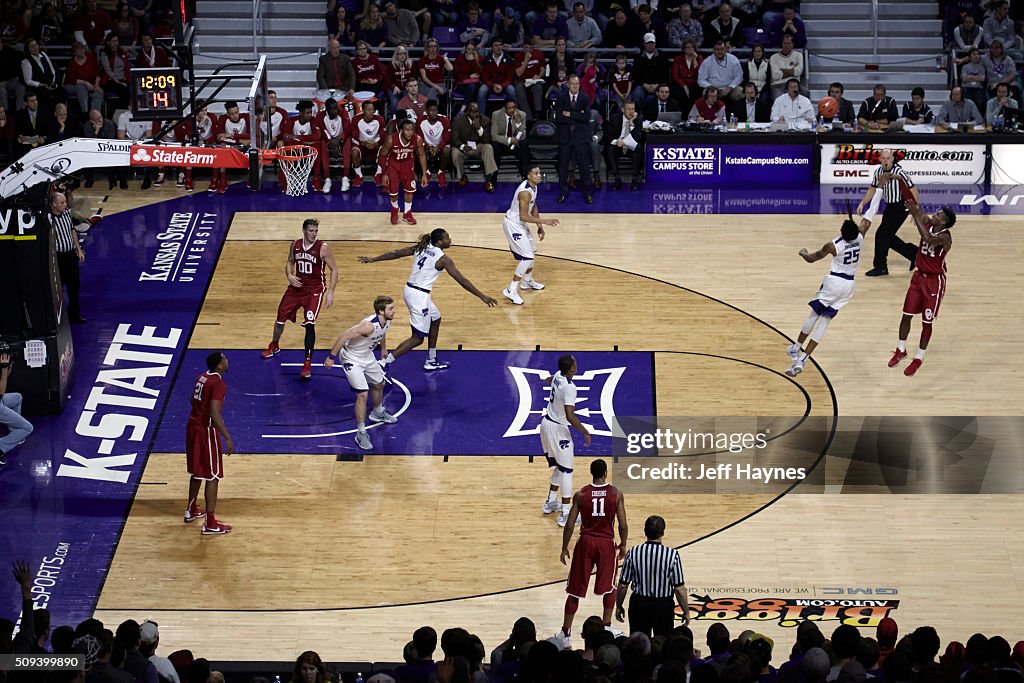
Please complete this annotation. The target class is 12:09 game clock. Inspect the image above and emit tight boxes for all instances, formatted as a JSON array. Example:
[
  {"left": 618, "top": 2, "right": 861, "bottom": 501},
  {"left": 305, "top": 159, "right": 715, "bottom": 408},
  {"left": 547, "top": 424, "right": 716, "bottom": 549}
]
[{"left": 130, "top": 67, "right": 184, "bottom": 120}]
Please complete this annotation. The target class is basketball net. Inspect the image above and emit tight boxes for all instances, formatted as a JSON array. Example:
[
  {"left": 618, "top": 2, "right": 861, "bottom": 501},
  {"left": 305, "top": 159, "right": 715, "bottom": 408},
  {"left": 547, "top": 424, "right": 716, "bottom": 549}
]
[{"left": 274, "top": 145, "right": 318, "bottom": 197}]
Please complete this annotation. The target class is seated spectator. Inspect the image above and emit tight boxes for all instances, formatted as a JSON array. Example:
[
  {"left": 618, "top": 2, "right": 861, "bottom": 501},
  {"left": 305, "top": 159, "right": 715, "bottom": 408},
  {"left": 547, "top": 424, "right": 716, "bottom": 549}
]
[
  {"left": 514, "top": 35, "right": 546, "bottom": 120},
  {"left": 51, "top": 102, "right": 79, "bottom": 142},
  {"left": 935, "top": 85, "right": 985, "bottom": 126},
  {"left": 432, "top": 0, "right": 458, "bottom": 29},
  {"left": 31, "top": 4, "right": 65, "bottom": 47},
  {"left": 982, "top": 39, "right": 1018, "bottom": 97},
  {"left": 0, "top": 42, "right": 26, "bottom": 112},
  {"left": 490, "top": 97, "right": 530, "bottom": 179},
  {"left": 135, "top": 33, "right": 170, "bottom": 69},
  {"left": 567, "top": 1, "right": 602, "bottom": 47},
  {"left": 21, "top": 38, "right": 64, "bottom": 110},
  {"left": 416, "top": 37, "right": 452, "bottom": 101},
  {"left": 0, "top": 351, "right": 33, "bottom": 466},
  {"left": 695, "top": 0, "right": 725, "bottom": 23},
  {"left": 397, "top": 78, "right": 428, "bottom": 122},
  {"left": 630, "top": 32, "right": 670, "bottom": 105},
  {"left": 857, "top": 84, "right": 898, "bottom": 129},
  {"left": 317, "top": 38, "right": 356, "bottom": 98},
  {"left": 111, "top": 2, "right": 139, "bottom": 52},
  {"left": 383, "top": 0, "right": 419, "bottom": 46},
  {"left": 770, "top": 77, "right": 813, "bottom": 125},
  {"left": 668, "top": 3, "right": 704, "bottom": 48},
  {"left": 768, "top": 33, "right": 802, "bottom": 99},
  {"left": 985, "top": 81, "right": 1018, "bottom": 124},
  {"left": 326, "top": 4, "right": 355, "bottom": 45},
  {"left": 480, "top": 37, "right": 517, "bottom": 112},
  {"left": 544, "top": 35, "right": 575, "bottom": 102},
  {"left": 731, "top": 0, "right": 764, "bottom": 25},
  {"left": 405, "top": 0, "right": 432, "bottom": 37},
  {"left": 730, "top": 80, "right": 771, "bottom": 122},
  {"left": 459, "top": 2, "right": 492, "bottom": 46},
  {"left": 767, "top": 6, "right": 806, "bottom": 47},
  {"left": 603, "top": 9, "right": 639, "bottom": 48},
  {"left": 98, "top": 33, "right": 131, "bottom": 114},
  {"left": 63, "top": 41, "right": 103, "bottom": 115},
  {"left": 633, "top": 4, "right": 667, "bottom": 47},
  {"left": 386, "top": 45, "right": 416, "bottom": 115},
  {"left": 0, "top": 105, "right": 16, "bottom": 161},
  {"left": 533, "top": 1, "right": 569, "bottom": 48},
  {"left": 453, "top": 42, "right": 485, "bottom": 115},
  {"left": 670, "top": 38, "right": 703, "bottom": 112},
  {"left": 647, "top": 82, "right": 681, "bottom": 119},
  {"left": 80, "top": 108, "right": 116, "bottom": 187},
  {"left": 493, "top": 6, "right": 525, "bottom": 47},
  {"left": 902, "top": 86, "right": 935, "bottom": 123},
  {"left": 608, "top": 52, "right": 635, "bottom": 110},
  {"left": 357, "top": 4, "right": 388, "bottom": 48},
  {"left": 450, "top": 101, "right": 497, "bottom": 191},
  {"left": 984, "top": 1, "right": 1022, "bottom": 57},
  {"left": 744, "top": 43, "right": 769, "bottom": 102},
  {"left": 74, "top": 0, "right": 112, "bottom": 47},
  {"left": 576, "top": 51, "right": 605, "bottom": 106},
  {"left": 704, "top": 3, "right": 744, "bottom": 47},
  {"left": 953, "top": 13, "right": 983, "bottom": 56},
  {"left": 14, "top": 92, "right": 49, "bottom": 159},
  {"left": 352, "top": 40, "right": 386, "bottom": 97},
  {"left": 697, "top": 39, "right": 744, "bottom": 102},
  {"left": 761, "top": 0, "right": 797, "bottom": 26},
  {"left": 960, "top": 47, "right": 988, "bottom": 109},
  {"left": 604, "top": 98, "right": 644, "bottom": 190},
  {"left": 826, "top": 82, "right": 856, "bottom": 123},
  {"left": 688, "top": 84, "right": 726, "bottom": 123}
]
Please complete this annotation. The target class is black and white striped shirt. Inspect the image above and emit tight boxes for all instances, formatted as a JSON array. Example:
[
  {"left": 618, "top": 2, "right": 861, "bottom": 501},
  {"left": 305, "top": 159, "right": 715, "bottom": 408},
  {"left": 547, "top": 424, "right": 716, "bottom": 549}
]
[
  {"left": 871, "top": 162, "right": 914, "bottom": 203},
  {"left": 50, "top": 209, "right": 76, "bottom": 254},
  {"left": 618, "top": 541, "right": 685, "bottom": 598}
]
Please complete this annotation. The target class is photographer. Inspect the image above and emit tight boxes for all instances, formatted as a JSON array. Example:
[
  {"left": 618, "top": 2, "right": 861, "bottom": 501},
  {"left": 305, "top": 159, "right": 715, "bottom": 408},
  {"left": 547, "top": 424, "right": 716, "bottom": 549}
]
[{"left": 0, "top": 351, "right": 33, "bottom": 466}]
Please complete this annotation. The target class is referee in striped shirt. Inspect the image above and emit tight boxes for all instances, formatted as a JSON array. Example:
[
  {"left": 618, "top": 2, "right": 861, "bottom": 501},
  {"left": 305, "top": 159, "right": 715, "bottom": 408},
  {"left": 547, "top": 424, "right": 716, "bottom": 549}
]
[
  {"left": 615, "top": 515, "right": 690, "bottom": 638},
  {"left": 857, "top": 149, "right": 919, "bottom": 277},
  {"left": 50, "top": 191, "right": 86, "bottom": 323}
]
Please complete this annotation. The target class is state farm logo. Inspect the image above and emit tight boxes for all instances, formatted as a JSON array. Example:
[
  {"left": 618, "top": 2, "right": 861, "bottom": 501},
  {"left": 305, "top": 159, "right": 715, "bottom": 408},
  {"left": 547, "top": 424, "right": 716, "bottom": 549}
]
[
  {"left": 132, "top": 148, "right": 152, "bottom": 162},
  {"left": 138, "top": 148, "right": 216, "bottom": 165}
]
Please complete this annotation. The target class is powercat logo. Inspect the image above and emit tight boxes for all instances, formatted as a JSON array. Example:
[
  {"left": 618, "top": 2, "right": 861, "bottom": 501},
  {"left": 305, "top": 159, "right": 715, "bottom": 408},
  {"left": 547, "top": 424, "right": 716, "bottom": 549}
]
[{"left": 831, "top": 144, "right": 975, "bottom": 164}]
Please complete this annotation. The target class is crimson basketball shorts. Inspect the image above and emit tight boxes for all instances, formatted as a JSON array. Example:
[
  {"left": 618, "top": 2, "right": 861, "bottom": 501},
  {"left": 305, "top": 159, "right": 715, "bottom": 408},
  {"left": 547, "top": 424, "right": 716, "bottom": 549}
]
[
  {"left": 356, "top": 142, "right": 379, "bottom": 161},
  {"left": 186, "top": 421, "right": 224, "bottom": 481},
  {"left": 566, "top": 534, "right": 617, "bottom": 598},
  {"left": 902, "top": 271, "right": 946, "bottom": 323},
  {"left": 388, "top": 165, "right": 417, "bottom": 195},
  {"left": 276, "top": 286, "right": 324, "bottom": 326}
]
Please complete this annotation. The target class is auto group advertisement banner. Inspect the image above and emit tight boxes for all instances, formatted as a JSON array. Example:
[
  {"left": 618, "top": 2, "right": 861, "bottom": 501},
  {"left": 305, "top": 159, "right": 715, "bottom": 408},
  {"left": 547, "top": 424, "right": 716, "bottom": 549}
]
[
  {"left": 820, "top": 143, "right": 986, "bottom": 185},
  {"left": 646, "top": 143, "right": 814, "bottom": 187}
]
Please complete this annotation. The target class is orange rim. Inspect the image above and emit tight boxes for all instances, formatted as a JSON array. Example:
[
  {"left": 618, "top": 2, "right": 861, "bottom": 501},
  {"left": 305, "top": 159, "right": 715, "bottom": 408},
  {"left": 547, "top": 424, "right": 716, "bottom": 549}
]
[{"left": 260, "top": 145, "right": 318, "bottom": 164}]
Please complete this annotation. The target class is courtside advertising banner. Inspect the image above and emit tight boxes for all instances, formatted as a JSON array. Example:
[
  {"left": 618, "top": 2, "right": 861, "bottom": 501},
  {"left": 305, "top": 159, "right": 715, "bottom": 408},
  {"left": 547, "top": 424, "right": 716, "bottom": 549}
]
[
  {"left": 646, "top": 143, "right": 814, "bottom": 187},
  {"left": 129, "top": 145, "right": 249, "bottom": 168},
  {"left": 820, "top": 143, "right": 986, "bottom": 185}
]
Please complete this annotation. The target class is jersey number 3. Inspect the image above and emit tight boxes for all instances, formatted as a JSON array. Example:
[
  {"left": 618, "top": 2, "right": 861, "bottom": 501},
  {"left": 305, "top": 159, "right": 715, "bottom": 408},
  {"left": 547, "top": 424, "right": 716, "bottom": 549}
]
[{"left": 592, "top": 497, "right": 606, "bottom": 517}]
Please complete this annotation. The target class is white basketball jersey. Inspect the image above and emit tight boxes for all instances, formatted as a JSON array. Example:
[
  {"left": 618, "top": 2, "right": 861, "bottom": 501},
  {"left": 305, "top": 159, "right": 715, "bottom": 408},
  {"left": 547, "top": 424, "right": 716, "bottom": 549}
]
[
  {"left": 343, "top": 313, "right": 391, "bottom": 361},
  {"left": 196, "top": 116, "right": 214, "bottom": 142},
  {"left": 356, "top": 117, "right": 381, "bottom": 142},
  {"left": 407, "top": 245, "right": 445, "bottom": 290},
  {"left": 224, "top": 116, "right": 248, "bottom": 136},
  {"left": 505, "top": 180, "right": 537, "bottom": 224},
  {"left": 291, "top": 118, "right": 314, "bottom": 137},
  {"left": 322, "top": 114, "right": 345, "bottom": 140},
  {"left": 270, "top": 109, "right": 284, "bottom": 137},
  {"left": 545, "top": 371, "right": 578, "bottom": 425},
  {"left": 418, "top": 117, "right": 446, "bottom": 146},
  {"left": 829, "top": 234, "right": 863, "bottom": 277}
]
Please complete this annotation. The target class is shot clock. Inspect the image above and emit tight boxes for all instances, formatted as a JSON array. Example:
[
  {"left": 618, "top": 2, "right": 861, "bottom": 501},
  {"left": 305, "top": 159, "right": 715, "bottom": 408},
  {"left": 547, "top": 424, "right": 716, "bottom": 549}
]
[{"left": 131, "top": 67, "right": 184, "bottom": 119}]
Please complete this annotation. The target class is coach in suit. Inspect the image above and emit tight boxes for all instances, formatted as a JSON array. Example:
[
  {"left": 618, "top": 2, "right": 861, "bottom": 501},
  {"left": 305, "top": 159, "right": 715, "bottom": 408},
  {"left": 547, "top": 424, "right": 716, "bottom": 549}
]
[
  {"left": 604, "top": 100, "right": 645, "bottom": 190},
  {"left": 730, "top": 82, "right": 771, "bottom": 123},
  {"left": 556, "top": 74, "right": 594, "bottom": 204},
  {"left": 643, "top": 84, "right": 681, "bottom": 122},
  {"left": 490, "top": 97, "right": 531, "bottom": 180}
]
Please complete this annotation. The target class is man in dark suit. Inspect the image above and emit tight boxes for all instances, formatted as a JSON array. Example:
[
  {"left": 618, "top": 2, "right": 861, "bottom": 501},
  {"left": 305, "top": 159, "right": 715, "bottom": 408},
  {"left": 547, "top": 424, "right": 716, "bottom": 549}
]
[
  {"left": 14, "top": 92, "right": 50, "bottom": 159},
  {"left": 730, "top": 82, "right": 771, "bottom": 123},
  {"left": 316, "top": 38, "right": 356, "bottom": 98},
  {"left": 828, "top": 82, "right": 856, "bottom": 125},
  {"left": 555, "top": 74, "right": 594, "bottom": 204},
  {"left": 604, "top": 99, "right": 645, "bottom": 190},
  {"left": 643, "top": 83, "right": 681, "bottom": 122}
]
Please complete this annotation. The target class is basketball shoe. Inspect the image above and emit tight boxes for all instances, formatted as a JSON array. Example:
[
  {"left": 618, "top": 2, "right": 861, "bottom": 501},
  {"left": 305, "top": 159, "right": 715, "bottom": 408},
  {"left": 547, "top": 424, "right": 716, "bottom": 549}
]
[
  {"left": 424, "top": 358, "right": 450, "bottom": 371},
  {"left": 503, "top": 286, "right": 524, "bottom": 305},
  {"left": 300, "top": 357, "right": 312, "bottom": 380},
  {"left": 154, "top": 171, "right": 165, "bottom": 186},
  {"left": 355, "top": 431, "right": 373, "bottom": 450},
  {"left": 787, "top": 343, "right": 802, "bottom": 361},
  {"left": 184, "top": 503, "right": 206, "bottom": 523},
  {"left": 322, "top": 178, "right": 332, "bottom": 193},
  {"left": 542, "top": 498, "right": 560, "bottom": 514},
  {"left": 557, "top": 511, "right": 581, "bottom": 527},
  {"left": 437, "top": 171, "right": 447, "bottom": 187},
  {"left": 520, "top": 279, "right": 544, "bottom": 290},
  {"left": 904, "top": 358, "right": 923, "bottom": 376},
  {"left": 390, "top": 208, "right": 400, "bottom": 225},
  {"left": 785, "top": 359, "right": 805, "bottom": 377},
  {"left": 369, "top": 407, "right": 397, "bottom": 424},
  {"left": 549, "top": 631, "right": 572, "bottom": 651},
  {"left": 352, "top": 174, "right": 363, "bottom": 188},
  {"left": 340, "top": 177, "right": 351, "bottom": 191},
  {"left": 888, "top": 349, "right": 907, "bottom": 367},
  {"left": 261, "top": 341, "right": 280, "bottom": 359},
  {"left": 403, "top": 211, "right": 417, "bottom": 225},
  {"left": 201, "top": 518, "right": 232, "bottom": 535}
]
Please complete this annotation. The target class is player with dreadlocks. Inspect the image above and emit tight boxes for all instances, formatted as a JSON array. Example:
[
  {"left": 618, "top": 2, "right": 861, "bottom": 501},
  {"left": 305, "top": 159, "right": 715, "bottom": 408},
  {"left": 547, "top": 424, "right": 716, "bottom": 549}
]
[{"left": 359, "top": 228, "right": 499, "bottom": 371}]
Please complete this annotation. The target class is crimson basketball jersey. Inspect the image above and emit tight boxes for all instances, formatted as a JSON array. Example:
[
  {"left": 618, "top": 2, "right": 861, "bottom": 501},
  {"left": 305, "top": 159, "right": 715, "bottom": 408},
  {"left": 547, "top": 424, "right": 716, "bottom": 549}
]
[
  {"left": 916, "top": 228, "right": 950, "bottom": 276},
  {"left": 292, "top": 238, "right": 326, "bottom": 291},
  {"left": 189, "top": 371, "right": 226, "bottom": 427},
  {"left": 387, "top": 132, "right": 417, "bottom": 170},
  {"left": 579, "top": 483, "right": 619, "bottom": 539}
]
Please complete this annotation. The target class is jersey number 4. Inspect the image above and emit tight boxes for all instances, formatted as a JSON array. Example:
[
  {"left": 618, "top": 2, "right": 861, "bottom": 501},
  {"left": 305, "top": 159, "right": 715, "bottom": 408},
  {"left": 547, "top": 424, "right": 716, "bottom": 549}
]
[
  {"left": 416, "top": 256, "right": 427, "bottom": 269},
  {"left": 592, "top": 497, "right": 606, "bottom": 517},
  {"left": 843, "top": 248, "right": 860, "bottom": 265}
]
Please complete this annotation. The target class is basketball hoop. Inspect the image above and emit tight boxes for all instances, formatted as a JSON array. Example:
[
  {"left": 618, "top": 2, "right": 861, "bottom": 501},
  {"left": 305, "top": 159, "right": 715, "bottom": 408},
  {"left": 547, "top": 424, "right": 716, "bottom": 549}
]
[{"left": 264, "top": 145, "right": 318, "bottom": 196}]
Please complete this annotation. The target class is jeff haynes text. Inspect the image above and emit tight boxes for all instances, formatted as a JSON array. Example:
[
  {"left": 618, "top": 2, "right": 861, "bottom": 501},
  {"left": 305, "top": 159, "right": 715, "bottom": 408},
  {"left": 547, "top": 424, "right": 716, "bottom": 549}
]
[{"left": 626, "top": 463, "right": 807, "bottom": 483}]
